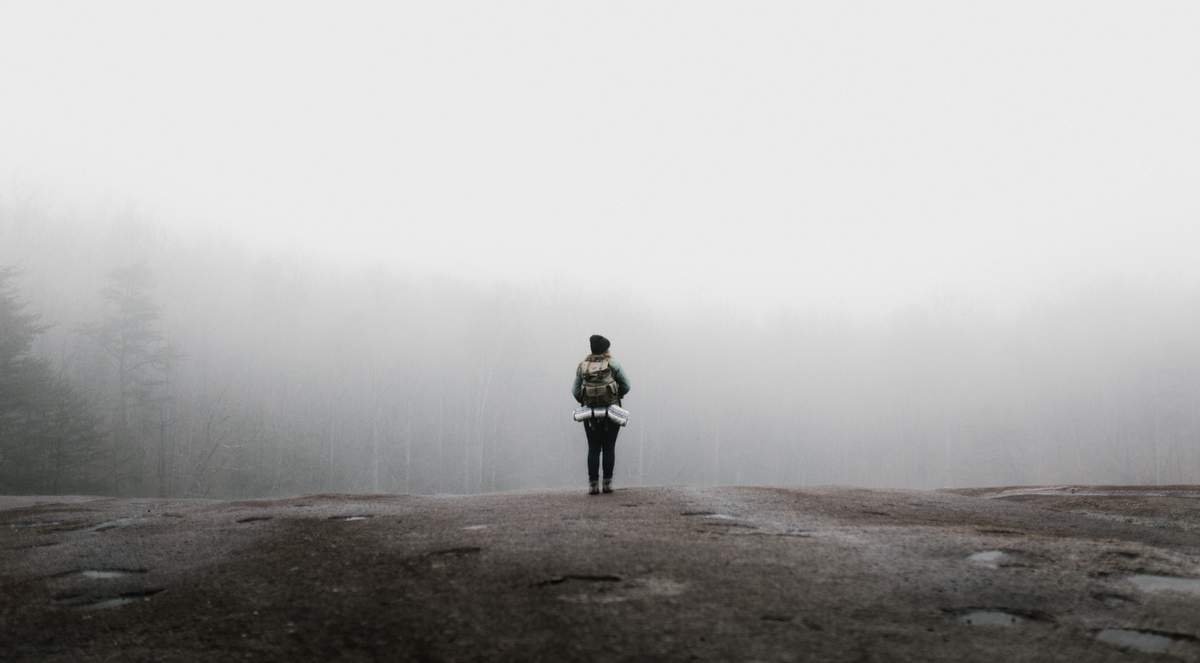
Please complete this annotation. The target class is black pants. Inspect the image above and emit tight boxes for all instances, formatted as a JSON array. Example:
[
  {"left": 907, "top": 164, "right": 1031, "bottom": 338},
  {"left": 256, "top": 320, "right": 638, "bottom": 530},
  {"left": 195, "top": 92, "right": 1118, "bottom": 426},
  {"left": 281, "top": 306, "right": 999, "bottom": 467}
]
[{"left": 585, "top": 418, "right": 620, "bottom": 481}]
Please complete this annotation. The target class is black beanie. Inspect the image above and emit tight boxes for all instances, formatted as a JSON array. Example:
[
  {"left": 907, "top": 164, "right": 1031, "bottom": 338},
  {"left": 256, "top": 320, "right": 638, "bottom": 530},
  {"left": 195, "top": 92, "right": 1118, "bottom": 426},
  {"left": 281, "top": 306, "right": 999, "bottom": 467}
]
[{"left": 589, "top": 334, "right": 610, "bottom": 355}]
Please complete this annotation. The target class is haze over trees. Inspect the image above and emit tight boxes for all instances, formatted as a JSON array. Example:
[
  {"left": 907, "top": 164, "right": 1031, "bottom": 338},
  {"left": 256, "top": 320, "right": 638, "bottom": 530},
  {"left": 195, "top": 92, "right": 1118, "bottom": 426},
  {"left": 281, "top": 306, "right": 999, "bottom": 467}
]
[
  {"left": 0, "top": 266, "right": 104, "bottom": 494},
  {"left": 2, "top": 3, "right": 1198, "bottom": 497},
  {"left": 3, "top": 201, "right": 1199, "bottom": 498}
]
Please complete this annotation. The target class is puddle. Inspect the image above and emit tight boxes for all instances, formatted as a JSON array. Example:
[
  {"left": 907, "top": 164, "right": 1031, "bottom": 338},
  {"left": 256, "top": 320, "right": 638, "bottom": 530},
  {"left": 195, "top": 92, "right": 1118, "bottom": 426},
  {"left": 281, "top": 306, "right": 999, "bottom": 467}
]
[
  {"left": 82, "top": 597, "right": 140, "bottom": 610},
  {"left": 461, "top": 525, "right": 489, "bottom": 531},
  {"left": 1128, "top": 574, "right": 1200, "bottom": 596},
  {"left": 81, "top": 569, "right": 146, "bottom": 579},
  {"left": 555, "top": 576, "right": 686, "bottom": 604},
  {"left": 9, "top": 520, "right": 64, "bottom": 529},
  {"left": 79, "top": 589, "right": 164, "bottom": 610},
  {"left": 91, "top": 518, "right": 136, "bottom": 532},
  {"left": 1096, "top": 628, "right": 1199, "bottom": 655},
  {"left": 967, "top": 551, "right": 1007, "bottom": 568},
  {"left": 638, "top": 577, "right": 684, "bottom": 595},
  {"left": 536, "top": 574, "right": 622, "bottom": 587},
  {"left": 51, "top": 568, "right": 147, "bottom": 580},
  {"left": 992, "top": 487, "right": 1200, "bottom": 499},
  {"left": 681, "top": 511, "right": 744, "bottom": 522},
  {"left": 967, "top": 549, "right": 1046, "bottom": 569},
  {"left": 329, "top": 515, "right": 373, "bottom": 522}
]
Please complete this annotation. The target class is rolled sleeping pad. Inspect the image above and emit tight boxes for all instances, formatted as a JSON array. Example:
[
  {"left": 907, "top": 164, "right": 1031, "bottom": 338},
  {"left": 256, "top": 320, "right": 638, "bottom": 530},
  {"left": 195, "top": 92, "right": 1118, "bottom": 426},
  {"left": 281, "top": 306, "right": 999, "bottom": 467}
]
[
  {"left": 573, "top": 406, "right": 594, "bottom": 422},
  {"left": 607, "top": 404, "right": 630, "bottom": 426}
]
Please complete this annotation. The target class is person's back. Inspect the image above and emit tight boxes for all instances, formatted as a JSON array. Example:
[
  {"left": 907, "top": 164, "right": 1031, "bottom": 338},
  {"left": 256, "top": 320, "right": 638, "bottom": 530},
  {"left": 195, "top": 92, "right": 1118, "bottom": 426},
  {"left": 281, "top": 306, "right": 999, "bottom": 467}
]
[{"left": 571, "top": 334, "right": 630, "bottom": 494}]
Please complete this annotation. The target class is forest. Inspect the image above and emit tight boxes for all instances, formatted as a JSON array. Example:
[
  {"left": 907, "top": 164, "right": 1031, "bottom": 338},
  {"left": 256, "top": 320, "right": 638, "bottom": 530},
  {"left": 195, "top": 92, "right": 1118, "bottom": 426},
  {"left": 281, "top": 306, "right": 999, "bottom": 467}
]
[{"left": 3, "top": 199, "right": 1200, "bottom": 498}]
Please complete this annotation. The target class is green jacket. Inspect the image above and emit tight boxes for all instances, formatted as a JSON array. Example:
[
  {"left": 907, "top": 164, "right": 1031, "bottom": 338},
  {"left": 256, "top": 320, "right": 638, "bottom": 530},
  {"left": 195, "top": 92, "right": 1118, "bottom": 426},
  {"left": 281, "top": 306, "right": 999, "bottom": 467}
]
[{"left": 572, "top": 356, "right": 631, "bottom": 404}]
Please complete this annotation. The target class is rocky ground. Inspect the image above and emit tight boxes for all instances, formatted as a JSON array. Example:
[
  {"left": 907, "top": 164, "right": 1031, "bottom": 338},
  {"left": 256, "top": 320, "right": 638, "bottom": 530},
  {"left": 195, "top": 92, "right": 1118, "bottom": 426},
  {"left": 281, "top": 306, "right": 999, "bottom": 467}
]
[{"left": 2, "top": 484, "right": 1199, "bottom": 662}]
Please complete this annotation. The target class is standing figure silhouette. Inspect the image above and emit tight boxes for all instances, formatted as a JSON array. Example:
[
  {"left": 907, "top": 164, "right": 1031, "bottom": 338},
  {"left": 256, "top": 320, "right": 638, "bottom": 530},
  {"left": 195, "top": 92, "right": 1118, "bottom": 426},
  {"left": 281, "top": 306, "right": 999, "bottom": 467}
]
[{"left": 572, "top": 335, "right": 631, "bottom": 495}]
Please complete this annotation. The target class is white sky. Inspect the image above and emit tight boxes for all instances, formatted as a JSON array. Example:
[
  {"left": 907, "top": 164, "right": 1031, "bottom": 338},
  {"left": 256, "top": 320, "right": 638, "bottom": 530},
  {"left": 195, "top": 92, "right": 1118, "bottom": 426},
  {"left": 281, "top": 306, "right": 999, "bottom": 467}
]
[{"left": 2, "top": 1, "right": 1198, "bottom": 313}]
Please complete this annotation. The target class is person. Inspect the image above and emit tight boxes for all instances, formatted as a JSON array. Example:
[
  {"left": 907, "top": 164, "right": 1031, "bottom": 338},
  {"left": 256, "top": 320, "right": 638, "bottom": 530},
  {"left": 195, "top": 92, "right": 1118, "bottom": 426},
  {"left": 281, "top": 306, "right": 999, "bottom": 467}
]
[{"left": 572, "top": 334, "right": 631, "bottom": 495}]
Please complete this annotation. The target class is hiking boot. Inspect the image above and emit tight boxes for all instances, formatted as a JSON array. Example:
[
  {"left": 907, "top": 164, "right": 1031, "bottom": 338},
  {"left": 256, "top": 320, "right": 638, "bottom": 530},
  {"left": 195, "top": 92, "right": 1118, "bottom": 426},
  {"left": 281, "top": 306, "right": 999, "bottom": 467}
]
[
  {"left": 602, "top": 478, "right": 613, "bottom": 494},
  {"left": 589, "top": 480, "right": 600, "bottom": 495}
]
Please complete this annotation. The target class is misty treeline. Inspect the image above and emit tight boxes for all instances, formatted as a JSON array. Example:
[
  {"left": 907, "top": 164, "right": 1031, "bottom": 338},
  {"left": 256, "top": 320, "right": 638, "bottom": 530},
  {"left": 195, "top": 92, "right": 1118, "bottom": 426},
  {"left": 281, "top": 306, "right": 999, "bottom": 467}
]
[{"left": 2, "top": 200, "right": 1200, "bottom": 497}]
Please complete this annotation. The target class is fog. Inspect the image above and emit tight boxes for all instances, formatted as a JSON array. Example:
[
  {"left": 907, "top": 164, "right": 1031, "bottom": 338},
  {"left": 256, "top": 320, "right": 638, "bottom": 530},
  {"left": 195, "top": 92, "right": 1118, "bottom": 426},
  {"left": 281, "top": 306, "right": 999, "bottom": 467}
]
[{"left": 2, "top": 2, "right": 1199, "bottom": 496}]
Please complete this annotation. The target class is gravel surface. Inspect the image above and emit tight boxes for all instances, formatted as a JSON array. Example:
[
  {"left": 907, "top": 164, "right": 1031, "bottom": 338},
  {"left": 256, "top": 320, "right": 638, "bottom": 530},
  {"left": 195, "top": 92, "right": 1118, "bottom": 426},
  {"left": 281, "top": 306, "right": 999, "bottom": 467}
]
[{"left": 2, "top": 485, "right": 1199, "bottom": 662}]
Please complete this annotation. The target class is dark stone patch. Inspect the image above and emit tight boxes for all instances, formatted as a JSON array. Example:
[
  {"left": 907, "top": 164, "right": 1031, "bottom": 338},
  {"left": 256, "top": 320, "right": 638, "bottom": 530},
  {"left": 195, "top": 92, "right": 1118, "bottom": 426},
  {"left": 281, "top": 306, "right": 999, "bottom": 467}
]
[
  {"left": 236, "top": 516, "right": 274, "bottom": 523},
  {"left": 943, "top": 607, "right": 1054, "bottom": 625},
  {"left": 535, "top": 574, "right": 622, "bottom": 587},
  {"left": 427, "top": 546, "right": 482, "bottom": 557},
  {"left": 10, "top": 540, "right": 61, "bottom": 550},
  {"left": 1092, "top": 592, "right": 1138, "bottom": 607},
  {"left": 49, "top": 568, "right": 148, "bottom": 579},
  {"left": 999, "top": 548, "right": 1054, "bottom": 566},
  {"left": 49, "top": 523, "right": 93, "bottom": 532},
  {"left": 681, "top": 511, "right": 717, "bottom": 517},
  {"left": 976, "top": 528, "right": 1023, "bottom": 536}
]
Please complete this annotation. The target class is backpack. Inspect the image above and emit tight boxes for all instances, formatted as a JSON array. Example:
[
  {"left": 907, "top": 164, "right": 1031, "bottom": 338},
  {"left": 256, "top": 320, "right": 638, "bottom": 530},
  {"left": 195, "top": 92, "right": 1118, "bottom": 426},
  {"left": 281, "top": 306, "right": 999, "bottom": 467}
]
[{"left": 578, "top": 354, "right": 619, "bottom": 406}]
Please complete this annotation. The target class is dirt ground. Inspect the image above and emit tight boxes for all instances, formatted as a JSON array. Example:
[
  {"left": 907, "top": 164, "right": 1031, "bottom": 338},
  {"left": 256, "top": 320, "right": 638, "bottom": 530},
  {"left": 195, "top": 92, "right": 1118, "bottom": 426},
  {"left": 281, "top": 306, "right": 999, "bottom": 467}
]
[{"left": 2, "top": 484, "right": 1199, "bottom": 662}]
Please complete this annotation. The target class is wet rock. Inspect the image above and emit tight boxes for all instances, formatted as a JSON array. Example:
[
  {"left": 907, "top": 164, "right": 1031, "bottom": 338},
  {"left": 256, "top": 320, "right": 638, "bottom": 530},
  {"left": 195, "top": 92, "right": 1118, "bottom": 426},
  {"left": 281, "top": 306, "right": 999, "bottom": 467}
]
[
  {"left": 1127, "top": 574, "right": 1200, "bottom": 596},
  {"left": 1095, "top": 628, "right": 1199, "bottom": 656}
]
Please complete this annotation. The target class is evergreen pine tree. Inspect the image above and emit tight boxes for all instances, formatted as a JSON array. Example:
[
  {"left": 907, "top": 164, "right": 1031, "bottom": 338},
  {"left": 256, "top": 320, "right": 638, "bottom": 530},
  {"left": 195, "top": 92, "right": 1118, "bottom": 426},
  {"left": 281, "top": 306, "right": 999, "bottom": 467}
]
[{"left": 0, "top": 266, "right": 104, "bottom": 493}]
